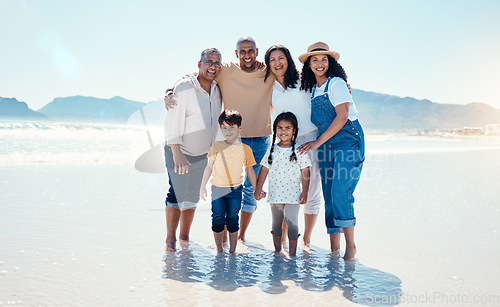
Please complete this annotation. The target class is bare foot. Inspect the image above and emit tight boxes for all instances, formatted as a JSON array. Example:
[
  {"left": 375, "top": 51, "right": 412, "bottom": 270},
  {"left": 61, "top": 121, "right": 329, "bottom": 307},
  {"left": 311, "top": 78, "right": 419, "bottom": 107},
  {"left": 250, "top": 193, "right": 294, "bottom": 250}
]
[
  {"left": 300, "top": 240, "right": 312, "bottom": 252},
  {"left": 329, "top": 233, "right": 341, "bottom": 252},
  {"left": 301, "top": 241, "right": 312, "bottom": 253},
  {"left": 343, "top": 245, "right": 357, "bottom": 260},
  {"left": 330, "top": 248, "right": 341, "bottom": 256},
  {"left": 179, "top": 241, "right": 190, "bottom": 250},
  {"left": 238, "top": 235, "right": 245, "bottom": 242},
  {"left": 178, "top": 236, "right": 189, "bottom": 242},
  {"left": 273, "top": 250, "right": 285, "bottom": 256},
  {"left": 165, "top": 239, "right": 176, "bottom": 252},
  {"left": 235, "top": 242, "right": 250, "bottom": 254}
]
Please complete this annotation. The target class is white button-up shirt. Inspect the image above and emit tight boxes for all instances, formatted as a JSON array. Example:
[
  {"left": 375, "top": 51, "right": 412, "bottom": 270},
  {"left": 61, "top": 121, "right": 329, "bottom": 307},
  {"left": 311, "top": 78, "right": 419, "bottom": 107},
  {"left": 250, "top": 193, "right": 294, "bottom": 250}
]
[{"left": 164, "top": 74, "right": 222, "bottom": 156}]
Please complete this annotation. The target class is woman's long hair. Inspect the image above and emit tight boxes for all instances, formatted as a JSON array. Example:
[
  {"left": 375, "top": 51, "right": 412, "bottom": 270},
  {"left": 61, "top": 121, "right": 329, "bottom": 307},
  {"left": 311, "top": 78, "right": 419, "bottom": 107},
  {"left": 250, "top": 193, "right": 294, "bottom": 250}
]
[
  {"left": 300, "top": 54, "right": 348, "bottom": 92},
  {"left": 264, "top": 45, "right": 299, "bottom": 89},
  {"left": 268, "top": 112, "right": 299, "bottom": 165}
]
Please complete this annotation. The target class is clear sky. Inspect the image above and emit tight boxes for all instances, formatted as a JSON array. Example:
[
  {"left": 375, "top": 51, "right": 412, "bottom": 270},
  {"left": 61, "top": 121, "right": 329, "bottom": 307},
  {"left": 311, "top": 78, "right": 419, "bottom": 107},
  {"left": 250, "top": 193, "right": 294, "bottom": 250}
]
[{"left": 1, "top": 0, "right": 500, "bottom": 110}]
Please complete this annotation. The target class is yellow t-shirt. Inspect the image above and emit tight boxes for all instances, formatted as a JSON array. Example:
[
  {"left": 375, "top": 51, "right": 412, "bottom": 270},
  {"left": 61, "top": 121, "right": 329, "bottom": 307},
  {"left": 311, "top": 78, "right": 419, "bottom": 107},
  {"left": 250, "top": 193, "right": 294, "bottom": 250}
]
[{"left": 208, "top": 141, "right": 256, "bottom": 188}]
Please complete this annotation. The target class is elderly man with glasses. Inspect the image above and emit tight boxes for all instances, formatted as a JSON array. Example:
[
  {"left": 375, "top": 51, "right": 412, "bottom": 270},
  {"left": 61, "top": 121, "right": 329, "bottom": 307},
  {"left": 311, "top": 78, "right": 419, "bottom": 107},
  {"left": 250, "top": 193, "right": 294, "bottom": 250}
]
[{"left": 163, "top": 48, "right": 223, "bottom": 252}]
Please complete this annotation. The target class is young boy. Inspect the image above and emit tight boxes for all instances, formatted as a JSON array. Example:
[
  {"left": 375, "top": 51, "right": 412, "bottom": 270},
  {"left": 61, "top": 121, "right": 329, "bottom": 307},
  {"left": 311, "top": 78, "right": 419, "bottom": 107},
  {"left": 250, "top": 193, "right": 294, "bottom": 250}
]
[{"left": 200, "top": 110, "right": 257, "bottom": 253}]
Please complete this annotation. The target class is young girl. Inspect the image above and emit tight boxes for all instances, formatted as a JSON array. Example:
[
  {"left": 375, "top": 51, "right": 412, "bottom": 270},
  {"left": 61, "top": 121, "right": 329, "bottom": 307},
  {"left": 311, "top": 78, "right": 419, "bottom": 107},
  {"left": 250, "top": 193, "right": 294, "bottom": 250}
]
[
  {"left": 254, "top": 112, "right": 311, "bottom": 256},
  {"left": 297, "top": 42, "right": 365, "bottom": 260}
]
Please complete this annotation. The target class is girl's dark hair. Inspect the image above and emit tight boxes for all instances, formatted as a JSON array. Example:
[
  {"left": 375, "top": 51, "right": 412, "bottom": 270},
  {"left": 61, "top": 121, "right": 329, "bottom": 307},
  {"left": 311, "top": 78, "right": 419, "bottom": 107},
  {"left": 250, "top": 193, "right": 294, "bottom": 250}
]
[
  {"left": 268, "top": 112, "right": 299, "bottom": 165},
  {"left": 218, "top": 109, "right": 242, "bottom": 126},
  {"left": 264, "top": 45, "right": 299, "bottom": 88},
  {"left": 300, "top": 54, "right": 348, "bottom": 92}
]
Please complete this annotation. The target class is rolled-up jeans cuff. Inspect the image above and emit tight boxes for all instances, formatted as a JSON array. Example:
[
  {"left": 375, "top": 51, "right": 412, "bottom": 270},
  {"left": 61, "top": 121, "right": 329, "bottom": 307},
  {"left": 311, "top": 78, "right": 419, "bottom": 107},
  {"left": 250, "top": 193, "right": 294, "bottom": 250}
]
[
  {"left": 327, "top": 227, "right": 342, "bottom": 234},
  {"left": 166, "top": 201, "right": 179, "bottom": 209},
  {"left": 334, "top": 218, "right": 356, "bottom": 228},
  {"left": 170, "top": 201, "right": 197, "bottom": 211},
  {"left": 241, "top": 203, "right": 257, "bottom": 213}
]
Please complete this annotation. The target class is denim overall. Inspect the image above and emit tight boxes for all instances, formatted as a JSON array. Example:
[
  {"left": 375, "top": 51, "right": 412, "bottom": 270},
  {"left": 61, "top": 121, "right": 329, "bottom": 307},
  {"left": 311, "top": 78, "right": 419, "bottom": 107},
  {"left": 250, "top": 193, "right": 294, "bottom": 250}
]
[{"left": 310, "top": 77, "right": 365, "bottom": 234}]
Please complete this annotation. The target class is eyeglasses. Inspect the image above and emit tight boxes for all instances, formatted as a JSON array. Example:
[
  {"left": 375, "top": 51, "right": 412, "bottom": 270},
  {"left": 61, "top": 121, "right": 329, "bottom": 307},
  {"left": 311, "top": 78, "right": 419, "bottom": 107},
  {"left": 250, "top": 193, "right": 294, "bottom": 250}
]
[{"left": 201, "top": 60, "right": 222, "bottom": 68}]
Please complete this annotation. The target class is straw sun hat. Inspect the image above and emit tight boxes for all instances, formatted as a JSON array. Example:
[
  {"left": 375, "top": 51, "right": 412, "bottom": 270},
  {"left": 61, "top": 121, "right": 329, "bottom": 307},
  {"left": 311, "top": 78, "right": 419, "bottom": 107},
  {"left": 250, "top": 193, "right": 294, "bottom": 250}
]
[{"left": 298, "top": 42, "right": 340, "bottom": 63}]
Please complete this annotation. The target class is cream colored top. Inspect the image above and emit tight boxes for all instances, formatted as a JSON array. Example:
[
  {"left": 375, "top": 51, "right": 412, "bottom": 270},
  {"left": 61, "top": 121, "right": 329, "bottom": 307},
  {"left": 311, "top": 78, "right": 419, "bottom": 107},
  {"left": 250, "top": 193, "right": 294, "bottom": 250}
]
[
  {"left": 164, "top": 74, "right": 221, "bottom": 156},
  {"left": 208, "top": 141, "right": 256, "bottom": 188},
  {"left": 216, "top": 63, "right": 275, "bottom": 138}
]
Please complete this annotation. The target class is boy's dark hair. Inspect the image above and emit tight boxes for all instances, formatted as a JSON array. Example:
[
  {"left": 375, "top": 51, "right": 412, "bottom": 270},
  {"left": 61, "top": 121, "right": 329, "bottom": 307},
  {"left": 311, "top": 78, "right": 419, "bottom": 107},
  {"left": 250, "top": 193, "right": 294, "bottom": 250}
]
[{"left": 218, "top": 109, "right": 242, "bottom": 127}]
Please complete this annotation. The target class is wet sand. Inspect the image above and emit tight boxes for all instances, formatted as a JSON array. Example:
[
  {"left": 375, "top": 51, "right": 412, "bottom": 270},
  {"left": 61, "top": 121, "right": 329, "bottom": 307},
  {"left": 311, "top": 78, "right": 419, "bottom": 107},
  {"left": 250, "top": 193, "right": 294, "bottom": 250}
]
[{"left": 1, "top": 131, "right": 499, "bottom": 306}]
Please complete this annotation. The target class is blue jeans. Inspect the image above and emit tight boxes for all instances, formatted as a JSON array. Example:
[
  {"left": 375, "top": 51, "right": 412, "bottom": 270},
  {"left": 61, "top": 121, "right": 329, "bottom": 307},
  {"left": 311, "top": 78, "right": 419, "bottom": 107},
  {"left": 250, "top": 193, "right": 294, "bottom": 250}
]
[
  {"left": 317, "top": 120, "right": 365, "bottom": 234},
  {"left": 240, "top": 136, "right": 271, "bottom": 213},
  {"left": 211, "top": 185, "right": 243, "bottom": 233},
  {"left": 310, "top": 77, "right": 365, "bottom": 234}
]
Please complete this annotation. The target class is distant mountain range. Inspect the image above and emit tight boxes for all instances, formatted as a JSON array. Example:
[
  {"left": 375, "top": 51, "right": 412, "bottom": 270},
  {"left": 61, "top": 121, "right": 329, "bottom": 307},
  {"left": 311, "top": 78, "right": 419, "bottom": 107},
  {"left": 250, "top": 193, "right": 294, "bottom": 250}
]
[
  {"left": 1, "top": 91, "right": 499, "bottom": 130},
  {"left": 0, "top": 97, "right": 47, "bottom": 119},
  {"left": 351, "top": 90, "right": 500, "bottom": 130},
  {"left": 38, "top": 96, "right": 145, "bottom": 123},
  {"left": 0, "top": 96, "right": 145, "bottom": 123}
]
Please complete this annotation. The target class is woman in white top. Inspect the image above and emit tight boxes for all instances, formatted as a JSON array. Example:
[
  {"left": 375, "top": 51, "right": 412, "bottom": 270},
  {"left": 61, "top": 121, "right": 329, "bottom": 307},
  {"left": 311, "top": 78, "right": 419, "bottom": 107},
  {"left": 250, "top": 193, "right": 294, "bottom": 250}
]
[{"left": 263, "top": 45, "right": 324, "bottom": 248}]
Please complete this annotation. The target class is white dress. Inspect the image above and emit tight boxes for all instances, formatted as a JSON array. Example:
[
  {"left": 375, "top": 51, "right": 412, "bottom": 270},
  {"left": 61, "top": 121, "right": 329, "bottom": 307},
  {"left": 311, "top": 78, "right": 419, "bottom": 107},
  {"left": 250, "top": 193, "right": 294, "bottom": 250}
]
[{"left": 261, "top": 146, "right": 311, "bottom": 204}]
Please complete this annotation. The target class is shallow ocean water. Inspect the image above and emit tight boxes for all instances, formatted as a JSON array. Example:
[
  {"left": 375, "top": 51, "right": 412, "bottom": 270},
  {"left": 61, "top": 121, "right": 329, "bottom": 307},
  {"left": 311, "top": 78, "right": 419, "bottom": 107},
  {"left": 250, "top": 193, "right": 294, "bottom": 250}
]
[{"left": 0, "top": 122, "right": 499, "bottom": 306}]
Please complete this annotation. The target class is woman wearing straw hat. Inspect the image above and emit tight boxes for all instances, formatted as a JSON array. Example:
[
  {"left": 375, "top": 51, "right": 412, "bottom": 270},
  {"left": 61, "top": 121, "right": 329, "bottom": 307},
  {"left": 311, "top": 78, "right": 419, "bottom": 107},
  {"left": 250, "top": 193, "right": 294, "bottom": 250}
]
[{"left": 297, "top": 42, "right": 365, "bottom": 260}]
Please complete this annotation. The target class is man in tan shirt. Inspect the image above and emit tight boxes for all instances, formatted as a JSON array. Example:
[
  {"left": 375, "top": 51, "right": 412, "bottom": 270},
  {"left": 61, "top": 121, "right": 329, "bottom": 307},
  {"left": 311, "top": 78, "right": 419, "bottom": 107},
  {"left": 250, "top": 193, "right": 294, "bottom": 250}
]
[{"left": 165, "top": 36, "right": 275, "bottom": 241}]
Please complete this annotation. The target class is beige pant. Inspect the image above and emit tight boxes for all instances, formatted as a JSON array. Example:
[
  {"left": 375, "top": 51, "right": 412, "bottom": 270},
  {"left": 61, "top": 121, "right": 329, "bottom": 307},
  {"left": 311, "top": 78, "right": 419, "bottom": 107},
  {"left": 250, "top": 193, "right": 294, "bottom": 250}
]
[{"left": 295, "top": 130, "right": 324, "bottom": 214}]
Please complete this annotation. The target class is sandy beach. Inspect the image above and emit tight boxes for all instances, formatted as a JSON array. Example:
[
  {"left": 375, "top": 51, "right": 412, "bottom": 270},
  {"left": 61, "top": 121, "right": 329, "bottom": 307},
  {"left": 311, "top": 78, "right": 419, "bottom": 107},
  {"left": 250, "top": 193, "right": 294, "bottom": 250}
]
[{"left": 1, "top": 122, "right": 499, "bottom": 306}]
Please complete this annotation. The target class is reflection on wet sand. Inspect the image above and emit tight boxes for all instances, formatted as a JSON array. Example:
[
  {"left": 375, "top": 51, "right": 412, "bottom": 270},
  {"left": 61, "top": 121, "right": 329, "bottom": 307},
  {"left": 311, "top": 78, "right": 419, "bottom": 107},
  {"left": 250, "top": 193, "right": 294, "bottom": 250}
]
[{"left": 162, "top": 241, "right": 402, "bottom": 305}]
